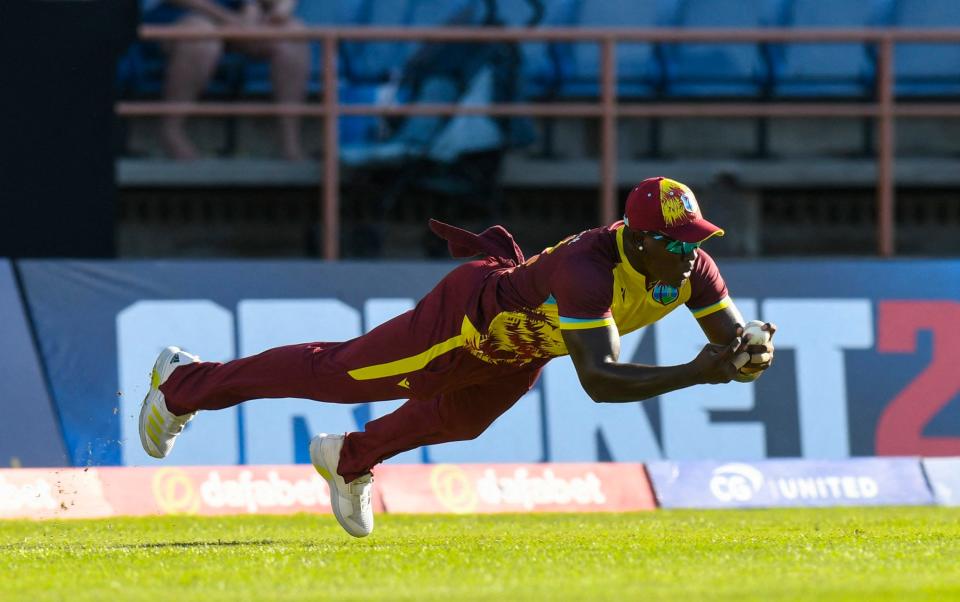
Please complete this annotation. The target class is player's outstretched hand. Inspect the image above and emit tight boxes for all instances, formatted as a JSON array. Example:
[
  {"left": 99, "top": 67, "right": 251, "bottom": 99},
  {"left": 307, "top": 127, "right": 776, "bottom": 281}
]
[
  {"left": 690, "top": 337, "right": 748, "bottom": 384},
  {"left": 736, "top": 321, "right": 777, "bottom": 377}
]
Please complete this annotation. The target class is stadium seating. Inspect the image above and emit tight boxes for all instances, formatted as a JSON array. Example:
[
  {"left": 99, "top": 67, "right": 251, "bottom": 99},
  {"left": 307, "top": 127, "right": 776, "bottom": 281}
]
[
  {"left": 129, "top": 0, "right": 960, "bottom": 103},
  {"left": 557, "top": 0, "right": 668, "bottom": 99},
  {"left": 342, "top": 0, "right": 413, "bottom": 85},
  {"left": 771, "top": 0, "right": 880, "bottom": 98},
  {"left": 496, "top": 0, "right": 578, "bottom": 99},
  {"left": 892, "top": 0, "right": 960, "bottom": 96},
  {"left": 121, "top": 0, "right": 960, "bottom": 165},
  {"left": 344, "top": 0, "right": 480, "bottom": 86},
  {"left": 662, "top": 0, "right": 776, "bottom": 97}
]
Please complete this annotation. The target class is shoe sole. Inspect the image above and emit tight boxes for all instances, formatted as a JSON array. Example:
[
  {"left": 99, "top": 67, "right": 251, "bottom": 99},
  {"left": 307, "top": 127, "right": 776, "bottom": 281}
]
[
  {"left": 138, "top": 346, "right": 182, "bottom": 459},
  {"left": 309, "top": 435, "right": 370, "bottom": 538}
]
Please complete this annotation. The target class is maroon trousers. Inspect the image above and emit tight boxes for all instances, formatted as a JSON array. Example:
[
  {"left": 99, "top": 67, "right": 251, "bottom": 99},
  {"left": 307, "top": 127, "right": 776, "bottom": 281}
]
[{"left": 160, "top": 261, "right": 545, "bottom": 482}]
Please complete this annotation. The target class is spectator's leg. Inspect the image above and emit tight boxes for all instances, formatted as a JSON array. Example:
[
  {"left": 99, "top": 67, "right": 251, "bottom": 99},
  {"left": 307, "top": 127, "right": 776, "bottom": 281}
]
[
  {"left": 240, "top": 20, "right": 310, "bottom": 161},
  {"left": 161, "top": 15, "right": 224, "bottom": 160},
  {"left": 270, "top": 21, "right": 309, "bottom": 161}
]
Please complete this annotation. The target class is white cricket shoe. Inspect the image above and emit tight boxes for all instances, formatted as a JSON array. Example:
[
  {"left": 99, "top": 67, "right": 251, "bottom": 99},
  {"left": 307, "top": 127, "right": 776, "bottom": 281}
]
[
  {"left": 309, "top": 433, "right": 374, "bottom": 537},
  {"left": 139, "top": 346, "right": 200, "bottom": 459}
]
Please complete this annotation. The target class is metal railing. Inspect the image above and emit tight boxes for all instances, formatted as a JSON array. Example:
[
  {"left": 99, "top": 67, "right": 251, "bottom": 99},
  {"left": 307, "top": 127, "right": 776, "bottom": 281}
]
[{"left": 118, "top": 26, "right": 960, "bottom": 259}]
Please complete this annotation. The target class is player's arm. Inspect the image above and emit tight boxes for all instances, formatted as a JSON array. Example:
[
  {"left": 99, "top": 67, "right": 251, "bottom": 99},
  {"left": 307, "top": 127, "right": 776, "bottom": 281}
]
[
  {"left": 561, "top": 324, "right": 745, "bottom": 403},
  {"left": 687, "top": 251, "right": 776, "bottom": 381},
  {"left": 696, "top": 302, "right": 776, "bottom": 381}
]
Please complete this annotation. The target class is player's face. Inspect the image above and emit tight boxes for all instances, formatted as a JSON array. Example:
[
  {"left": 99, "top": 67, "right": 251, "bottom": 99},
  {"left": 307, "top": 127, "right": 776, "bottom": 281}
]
[{"left": 641, "top": 232, "right": 699, "bottom": 287}]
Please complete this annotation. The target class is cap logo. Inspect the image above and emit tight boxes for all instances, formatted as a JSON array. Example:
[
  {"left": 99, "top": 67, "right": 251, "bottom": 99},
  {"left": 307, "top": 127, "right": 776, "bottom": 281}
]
[{"left": 659, "top": 179, "right": 699, "bottom": 227}]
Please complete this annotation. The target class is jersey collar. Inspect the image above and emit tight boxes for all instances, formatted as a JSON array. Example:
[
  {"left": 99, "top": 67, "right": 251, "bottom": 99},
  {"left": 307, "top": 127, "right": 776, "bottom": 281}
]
[{"left": 616, "top": 225, "right": 647, "bottom": 285}]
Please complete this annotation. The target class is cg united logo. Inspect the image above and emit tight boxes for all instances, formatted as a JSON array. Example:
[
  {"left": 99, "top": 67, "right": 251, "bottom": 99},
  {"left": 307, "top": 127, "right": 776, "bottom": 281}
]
[
  {"left": 152, "top": 467, "right": 200, "bottom": 514},
  {"left": 709, "top": 463, "right": 765, "bottom": 503},
  {"left": 429, "top": 464, "right": 477, "bottom": 514}
]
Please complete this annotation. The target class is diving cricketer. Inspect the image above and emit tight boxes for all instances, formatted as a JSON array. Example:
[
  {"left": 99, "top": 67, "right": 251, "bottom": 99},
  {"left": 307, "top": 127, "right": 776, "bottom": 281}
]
[{"left": 138, "top": 176, "right": 777, "bottom": 536}]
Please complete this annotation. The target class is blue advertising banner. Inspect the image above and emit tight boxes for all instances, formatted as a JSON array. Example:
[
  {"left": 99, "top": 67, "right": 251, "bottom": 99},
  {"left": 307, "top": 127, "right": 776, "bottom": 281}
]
[
  {"left": 0, "top": 260, "right": 68, "bottom": 467},
  {"left": 922, "top": 457, "right": 960, "bottom": 506},
  {"left": 15, "top": 257, "right": 960, "bottom": 468},
  {"left": 647, "top": 458, "right": 934, "bottom": 509}
]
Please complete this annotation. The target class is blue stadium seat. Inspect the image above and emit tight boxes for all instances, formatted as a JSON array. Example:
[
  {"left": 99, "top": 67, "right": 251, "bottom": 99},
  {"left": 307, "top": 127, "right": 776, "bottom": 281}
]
[
  {"left": 295, "top": 0, "right": 360, "bottom": 25},
  {"left": 892, "top": 0, "right": 960, "bottom": 96},
  {"left": 343, "top": 0, "right": 477, "bottom": 85},
  {"left": 340, "top": 75, "right": 461, "bottom": 165},
  {"left": 409, "top": 0, "right": 480, "bottom": 26},
  {"left": 558, "top": 0, "right": 670, "bottom": 98},
  {"left": 343, "top": 0, "right": 414, "bottom": 84},
  {"left": 772, "top": 0, "right": 881, "bottom": 98},
  {"left": 663, "top": 0, "right": 776, "bottom": 97},
  {"left": 496, "top": 0, "right": 579, "bottom": 98},
  {"left": 405, "top": 0, "right": 483, "bottom": 62}
]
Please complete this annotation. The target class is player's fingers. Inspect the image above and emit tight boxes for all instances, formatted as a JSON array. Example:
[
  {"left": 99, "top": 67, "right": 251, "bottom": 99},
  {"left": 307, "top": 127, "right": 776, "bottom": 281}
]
[
  {"left": 750, "top": 352, "right": 772, "bottom": 364},
  {"left": 725, "top": 336, "right": 743, "bottom": 357},
  {"left": 703, "top": 343, "right": 726, "bottom": 356},
  {"left": 764, "top": 322, "right": 777, "bottom": 340},
  {"left": 733, "top": 351, "right": 750, "bottom": 369}
]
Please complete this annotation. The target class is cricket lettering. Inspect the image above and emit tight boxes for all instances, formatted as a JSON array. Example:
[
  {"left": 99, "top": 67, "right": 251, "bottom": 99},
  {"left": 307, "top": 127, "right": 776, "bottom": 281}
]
[
  {"left": 114, "top": 296, "right": 959, "bottom": 466},
  {"left": 875, "top": 301, "right": 960, "bottom": 456}
]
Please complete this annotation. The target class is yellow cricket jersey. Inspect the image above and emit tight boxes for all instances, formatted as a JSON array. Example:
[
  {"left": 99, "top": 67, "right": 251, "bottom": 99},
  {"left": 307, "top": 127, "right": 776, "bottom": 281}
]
[{"left": 459, "top": 222, "right": 730, "bottom": 365}]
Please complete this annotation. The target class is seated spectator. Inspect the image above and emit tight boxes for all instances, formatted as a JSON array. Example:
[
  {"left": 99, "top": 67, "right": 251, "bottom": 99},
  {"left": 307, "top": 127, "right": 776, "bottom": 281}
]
[{"left": 145, "top": 0, "right": 308, "bottom": 160}]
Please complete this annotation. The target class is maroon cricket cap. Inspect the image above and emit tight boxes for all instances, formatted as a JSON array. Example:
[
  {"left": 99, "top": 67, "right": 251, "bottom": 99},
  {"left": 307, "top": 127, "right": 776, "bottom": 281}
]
[{"left": 623, "top": 177, "right": 725, "bottom": 243}]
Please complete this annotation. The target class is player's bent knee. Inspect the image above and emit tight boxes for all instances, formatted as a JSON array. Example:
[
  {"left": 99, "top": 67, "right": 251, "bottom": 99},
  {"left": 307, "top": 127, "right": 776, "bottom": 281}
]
[{"left": 443, "top": 423, "right": 488, "bottom": 442}]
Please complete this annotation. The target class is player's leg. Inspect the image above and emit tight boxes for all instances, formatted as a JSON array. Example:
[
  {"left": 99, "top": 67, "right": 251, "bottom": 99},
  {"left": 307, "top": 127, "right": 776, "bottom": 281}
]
[
  {"left": 140, "top": 329, "right": 440, "bottom": 460},
  {"left": 140, "top": 333, "right": 431, "bottom": 461},
  {"left": 142, "top": 260, "right": 496, "bottom": 458},
  {"left": 156, "top": 260, "right": 492, "bottom": 415},
  {"left": 337, "top": 363, "right": 544, "bottom": 482},
  {"left": 155, "top": 323, "right": 454, "bottom": 419},
  {"left": 309, "top": 362, "right": 543, "bottom": 537}
]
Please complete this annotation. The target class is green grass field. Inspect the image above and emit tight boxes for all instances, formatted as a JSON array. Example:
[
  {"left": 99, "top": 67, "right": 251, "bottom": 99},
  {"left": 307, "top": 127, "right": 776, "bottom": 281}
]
[{"left": 2, "top": 507, "right": 959, "bottom": 601}]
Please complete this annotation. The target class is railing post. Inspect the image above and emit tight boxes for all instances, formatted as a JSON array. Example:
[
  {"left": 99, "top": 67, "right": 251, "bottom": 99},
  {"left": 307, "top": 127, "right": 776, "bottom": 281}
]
[
  {"left": 600, "top": 36, "right": 617, "bottom": 226},
  {"left": 322, "top": 34, "right": 340, "bottom": 260},
  {"left": 877, "top": 35, "right": 895, "bottom": 257}
]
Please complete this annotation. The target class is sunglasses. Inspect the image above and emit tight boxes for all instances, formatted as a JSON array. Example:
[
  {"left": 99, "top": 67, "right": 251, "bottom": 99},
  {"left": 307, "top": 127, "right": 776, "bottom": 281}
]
[{"left": 646, "top": 232, "right": 701, "bottom": 255}]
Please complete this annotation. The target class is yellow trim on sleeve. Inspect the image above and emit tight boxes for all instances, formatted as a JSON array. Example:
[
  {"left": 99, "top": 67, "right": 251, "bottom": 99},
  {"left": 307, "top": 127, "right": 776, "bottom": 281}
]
[
  {"left": 559, "top": 317, "right": 616, "bottom": 330},
  {"left": 348, "top": 333, "right": 465, "bottom": 381},
  {"left": 691, "top": 296, "right": 732, "bottom": 319}
]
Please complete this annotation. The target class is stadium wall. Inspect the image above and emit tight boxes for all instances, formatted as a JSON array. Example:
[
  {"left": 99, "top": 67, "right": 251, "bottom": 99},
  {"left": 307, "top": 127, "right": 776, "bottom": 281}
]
[
  {"left": 5, "top": 258, "right": 960, "bottom": 468},
  {"left": 3, "top": 457, "right": 956, "bottom": 520},
  {"left": 0, "top": 260, "right": 68, "bottom": 467}
]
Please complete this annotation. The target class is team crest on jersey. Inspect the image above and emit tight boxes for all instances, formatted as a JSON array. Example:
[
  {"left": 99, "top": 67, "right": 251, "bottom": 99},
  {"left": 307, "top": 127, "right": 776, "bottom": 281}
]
[
  {"left": 660, "top": 179, "right": 698, "bottom": 226},
  {"left": 652, "top": 283, "right": 679, "bottom": 305}
]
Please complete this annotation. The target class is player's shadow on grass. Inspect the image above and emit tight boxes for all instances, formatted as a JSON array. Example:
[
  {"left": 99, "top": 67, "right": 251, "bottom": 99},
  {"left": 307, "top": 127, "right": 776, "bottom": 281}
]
[
  {"left": 0, "top": 539, "right": 283, "bottom": 551},
  {"left": 119, "top": 539, "right": 283, "bottom": 550}
]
